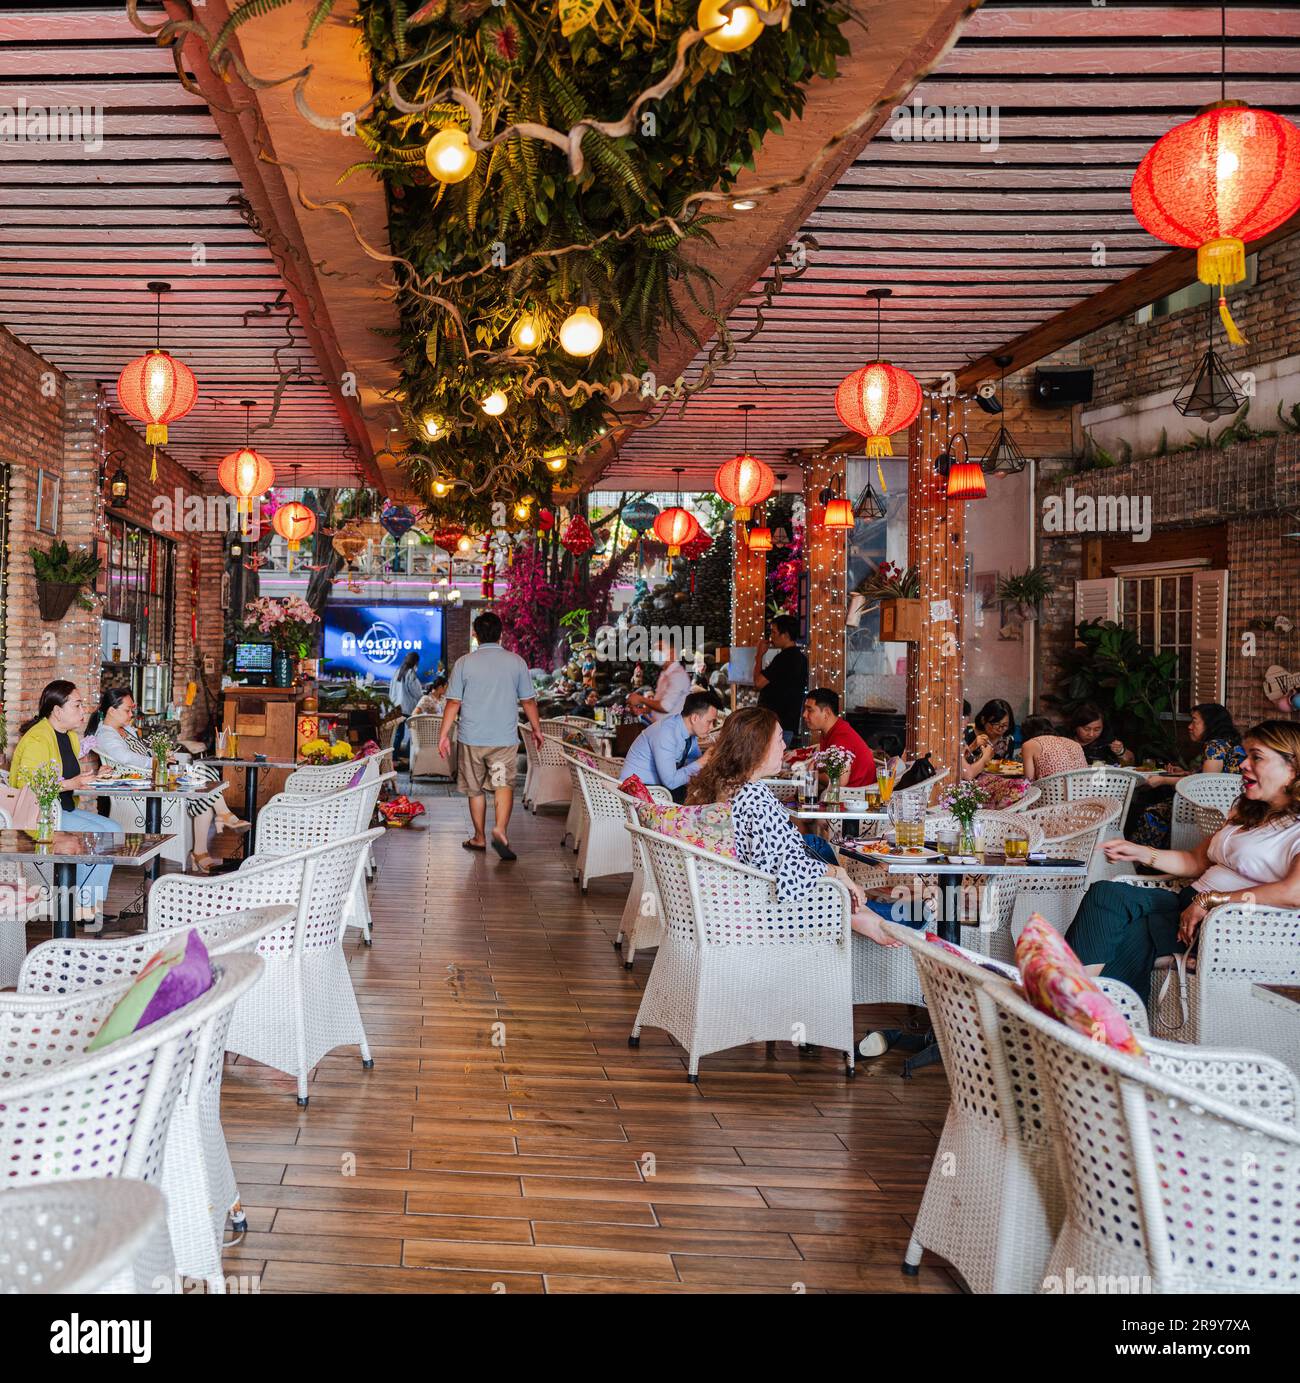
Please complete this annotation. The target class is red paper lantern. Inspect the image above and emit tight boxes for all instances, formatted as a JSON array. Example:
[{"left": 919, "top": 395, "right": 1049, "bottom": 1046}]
[
  {"left": 116, "top": 349, "right": 198, "bottom": 446},
  {"left": 822, "top": 497, "right": 856, "bottom": 529},
  {"left": 835, "top": 361, "right": 923, "bottom": 457},
  {"left": 653, "top": 506, "right": 700, "bottom": 557},
  {"left": 217, "top": 446, "right": 275, "bottom": 517},
  {"left": 1132, "top": 103, "right": 1300, "bottom": 343},
  {"left": 273, "top": 501, "right": 316, "bottom": 550},
  {"left": 946, "top": 462, "right": 987, "bottom": 501},
  {"left": 681, "top": 530, "right": 712, "bottom": 562},
  {"left": 560, "top": 514, "right": 595, "bottom": 556},
  {"left": 537, "top": 507, "right": 555, "bottom": 532},
  {"left": 714, "top": 452, "right": 774, "bottom": 521}
]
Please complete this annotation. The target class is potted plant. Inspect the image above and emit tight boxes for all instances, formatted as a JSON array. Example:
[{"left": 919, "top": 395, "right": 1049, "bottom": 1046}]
[
  {"left": 27, "top": 760, "right": 61, "bottom": 842},
  {"left": 30, "top": 539, "right": 101, "bottom": 622},
  {"left": 815, "top": 745, "right": 855, "bottom": 809},
  {"left": 941, "top": 779, "right": 989, "bottom": 857},
  {"left": 996, "top": 566, "right": 1053, "bottom": 622},
  {"left": 852, "top": 562, "right": 922, "bottom": 642}
]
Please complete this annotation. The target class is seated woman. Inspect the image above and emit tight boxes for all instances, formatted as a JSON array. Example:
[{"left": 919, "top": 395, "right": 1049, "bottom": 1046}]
[
  {"left": 10, "top": 680, "right": 123, "bottom": 923},
  {"left": 684, "top": 706, "right": 902, "bottom": 948},
  {"left": 1066, "top": 720, "right": 1300, "bottom": 996},
  {"left": 1129, "top": 702, "right": 1245, "bottom": 848},
  {"left": 1068, "top": 702, "right": 1134, "bottom": 766},
  {"left": 960, "top": 698, "right": 1016, "bottom": 781},
  {"left": 87, "top": 687, "right": 243, "bottom": 873},
  {"left": 413, "top": 676, "right": 449, "bottom": 718},
  {"left": 1019, "top": 714, "right": 1087, "bottom": 781}
]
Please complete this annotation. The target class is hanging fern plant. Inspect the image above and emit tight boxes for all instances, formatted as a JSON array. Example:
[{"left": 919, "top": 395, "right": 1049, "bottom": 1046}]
[{"left": 353, "top": 0, "right": 850, "bottom": 509}]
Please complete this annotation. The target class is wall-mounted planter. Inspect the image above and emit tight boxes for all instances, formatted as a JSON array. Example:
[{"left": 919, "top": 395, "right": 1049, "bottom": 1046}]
[
  {"left": 35, "top": 580, "right": 81, "bottom": 622},
  {"left": 879, "top": 598, "right": 923, "bottom": 643}
]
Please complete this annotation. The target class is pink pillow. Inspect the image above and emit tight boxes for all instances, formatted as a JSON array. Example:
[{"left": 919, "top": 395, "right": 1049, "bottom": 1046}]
[
  {"left": 1014, "top": 915, "right": 1144, "bottom": 1057},
  {"left": 570, "top": 747, "right": 598, "bottom": 769},
  {"left": 635, "top": 801, "right": 737, "bottom": 859},
  {"left": 619, "top": 774, "right": 655, "bottom": 804}
]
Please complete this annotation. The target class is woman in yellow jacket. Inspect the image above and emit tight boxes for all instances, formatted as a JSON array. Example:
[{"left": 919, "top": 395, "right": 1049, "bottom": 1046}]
[{"left": 11, "top": 680, "right": 122, "bottom": 921}]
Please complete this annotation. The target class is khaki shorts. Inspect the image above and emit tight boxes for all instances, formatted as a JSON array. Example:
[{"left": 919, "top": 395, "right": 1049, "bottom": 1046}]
[{"left": 457, "top": 743, "right": 518, "bottom": 797}]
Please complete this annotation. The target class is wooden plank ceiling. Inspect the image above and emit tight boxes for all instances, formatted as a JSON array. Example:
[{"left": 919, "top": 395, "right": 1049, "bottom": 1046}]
[
  {"left": 0, "top": 0, "right": 361, "bottom": 486},
  {"left": 602, "top": 0, "right": 1300, "bottom": 490}
]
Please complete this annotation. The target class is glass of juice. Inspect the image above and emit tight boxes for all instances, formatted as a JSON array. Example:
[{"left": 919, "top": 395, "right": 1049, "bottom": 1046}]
[
  {"left": 935, "top": 822, "right": 960, "bottom": 857},
  {"left": 1004, "top": 827, "right": 1031, "bottom": 863},
  {"left": 877, "top": 769, "right": 894, "bottom": 805}
]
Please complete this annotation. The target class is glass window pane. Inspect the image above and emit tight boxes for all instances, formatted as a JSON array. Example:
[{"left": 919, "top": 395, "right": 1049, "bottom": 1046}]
[{"left": 1141, "top": 610, "right": 1155, "bottom": 647}]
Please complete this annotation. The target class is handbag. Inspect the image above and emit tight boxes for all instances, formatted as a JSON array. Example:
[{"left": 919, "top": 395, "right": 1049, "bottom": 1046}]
[
  {"left": 1150, "top": 950, "right": 1192, "bottom": 1038},
  {"left": 0, "top": 783, "right": 40, "bottom": 829}
]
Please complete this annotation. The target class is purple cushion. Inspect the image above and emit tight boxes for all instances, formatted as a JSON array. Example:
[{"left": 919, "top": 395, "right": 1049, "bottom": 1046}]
[
  {"left": 347, "top": 764, "right": 368, "bottom": 788},
  {"left": 88, "top": 930, "right": 213, "bottom": 1052}
]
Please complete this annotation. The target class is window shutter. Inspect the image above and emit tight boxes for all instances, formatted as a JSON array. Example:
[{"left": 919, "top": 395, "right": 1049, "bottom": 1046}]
[
  {"left": 1073, "top": 577, "right": 1118, "bottom": 630},
  {"left": 1190, "top": 569, "right": 1229, "bottom": 706}
]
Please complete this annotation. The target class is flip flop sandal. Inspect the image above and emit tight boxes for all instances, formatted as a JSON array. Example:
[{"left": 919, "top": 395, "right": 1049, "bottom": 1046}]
[
  {"left": 491, "top": 838, "right": 517, "bottom": 861},
  {"left": 462, "top": 840, "right": 487, "bottom": 851}
]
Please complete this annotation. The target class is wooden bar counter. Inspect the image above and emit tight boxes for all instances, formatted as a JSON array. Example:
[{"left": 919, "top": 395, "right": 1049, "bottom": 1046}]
[{"left": 220, "top": 685, "right": 303, "bottom": 814}]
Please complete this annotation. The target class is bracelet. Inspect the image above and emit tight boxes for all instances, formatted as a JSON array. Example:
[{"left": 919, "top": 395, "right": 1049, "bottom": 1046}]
[
  {"left": 1147, "top": 850, "right": 1158, "bottom": 868},
  {"left": 1193, "top": 891, "right": 1230, "bottom": 911}
]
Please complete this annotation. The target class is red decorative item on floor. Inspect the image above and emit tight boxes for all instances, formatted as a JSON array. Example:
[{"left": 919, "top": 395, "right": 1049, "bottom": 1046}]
[
  {"left": 378, "top": 795, "right": 426, "bottom": 828},
  {"left": 560, "top": 514, "right": 595, "bottom": 556},
  {"left": 1131, "top": 102, "right": 1300, "bottom": 344}
]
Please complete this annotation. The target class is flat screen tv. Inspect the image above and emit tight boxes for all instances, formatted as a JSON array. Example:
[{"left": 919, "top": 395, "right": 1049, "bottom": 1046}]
[
  {"left": 233, "top": 641, "right": 274, "bottom": 676},
  {"left": 322, "top": 603, "right": 444, "bottom": 683}
]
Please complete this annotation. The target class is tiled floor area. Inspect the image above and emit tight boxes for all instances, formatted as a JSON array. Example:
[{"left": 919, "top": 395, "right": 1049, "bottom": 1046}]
[{"left": 30, "top": 780, "right": 961, "bottom": 1293}]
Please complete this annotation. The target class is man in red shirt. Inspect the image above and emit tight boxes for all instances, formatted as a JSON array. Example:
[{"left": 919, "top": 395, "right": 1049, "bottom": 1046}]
[{"left": 795, "top": 688, "right": 876, "bottom": 786}]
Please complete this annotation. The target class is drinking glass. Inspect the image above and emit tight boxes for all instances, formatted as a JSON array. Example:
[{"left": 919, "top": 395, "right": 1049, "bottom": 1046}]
[
  {"left": 934, "top": 822, "right": 961, "bottom": 857},
  {"left": 1004, "top": 827, "right": 1030, "bottom": 863},
  {"left": 877, "top": 769, "right": 895, "bottom": 805}
]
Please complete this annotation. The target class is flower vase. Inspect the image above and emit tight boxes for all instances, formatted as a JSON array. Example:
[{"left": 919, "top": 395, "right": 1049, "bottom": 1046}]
[
  {"left": 152, "top": 757, "right": 167, "bottom": 790},
  {"left": 35, "top": 800, "right": 55, "bottom": 843},
  {"left": 824, "top": 780, "right": 842, "bottom": 811},
  {"left": 958, "top": 819, "right": 979, "bottom": 856},
  {"left": 273, "top": 650, "right": 293, "bottom": 688}
]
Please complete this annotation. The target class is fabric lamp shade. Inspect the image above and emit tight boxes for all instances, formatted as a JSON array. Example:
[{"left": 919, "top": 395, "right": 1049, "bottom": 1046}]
[
  {"left": 714, "top": 452, "right": 775, "bottom": 520},
  {"left": 653, "top": 506, "right": 700, "bottom": 556},
  {"left": 822, "top": 497, "right": 855, "bottom": 529},
  {"left": 217, "top": 447, "right": 275, "bottom": 512},
  {"left": 835, "top": 361, "right": 923, "bottom": 457},
  {"left": 116, "top": 349, "right": 197, "bottom": 446},
  {"left": 946, "top": 462, "right": 987, "bottom": 500}
]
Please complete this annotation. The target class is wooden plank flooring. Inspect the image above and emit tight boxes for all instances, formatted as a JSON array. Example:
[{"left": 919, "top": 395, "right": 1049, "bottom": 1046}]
[{"left": 56, "top": 782, "right": 959, "bottom": 1293}]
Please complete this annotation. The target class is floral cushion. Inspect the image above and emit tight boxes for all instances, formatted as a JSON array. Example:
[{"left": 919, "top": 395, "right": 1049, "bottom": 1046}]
[
  {"left": 568, "top": 745, "right": 599, "bottom": 768},
  {"left": 1015, "top": 915, "right": 1145, "bottom": 1057},
  {"left": 635, "top": 800, "right": 737, "bottom": 859},
  {"left": 619, "top": 774, "right": 655, "bottom": 804}
]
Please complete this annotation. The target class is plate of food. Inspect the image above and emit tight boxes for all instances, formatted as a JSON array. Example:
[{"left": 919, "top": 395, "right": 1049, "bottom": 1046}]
[
  {"left": 848, "top": 840, "right": 942, "bottom": 860},
  {"left": 998, "top": 762, "right": 1023, "bottom": 776}
]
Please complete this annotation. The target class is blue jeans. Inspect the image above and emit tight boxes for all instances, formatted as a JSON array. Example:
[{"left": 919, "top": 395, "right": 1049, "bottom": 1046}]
[
  {"left": 55, "top": 806, "right": 123, "bottom": 911},
  {"left": 393, "top": 717, "right": 411, "bottom": 760}
]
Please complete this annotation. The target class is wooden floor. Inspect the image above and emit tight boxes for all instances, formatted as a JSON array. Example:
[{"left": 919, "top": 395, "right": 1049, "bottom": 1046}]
[{"left": 158, "top": 783, "right": 960, "bottom": 1292}]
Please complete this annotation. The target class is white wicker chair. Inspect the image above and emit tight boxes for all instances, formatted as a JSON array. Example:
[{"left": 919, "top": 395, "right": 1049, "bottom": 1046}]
[
  {"left": 1003, "top": 783, "right": 1042, "bottom": 813},
  {"left": 1032, "top": 764, "right": 1144, "bottom": 816},
  {"left": 885, "top": 923, "right": 1148, "bottom": 1293},
  {"left": 147, "top": 830, "right": 382, "bottom": 1106},
  {"left": 627, "top": 824, "right": 855, "bottom": 1080},
  {"left": 1170, "top": 772, "right": 1243, "bottom": 850},
  {"left": 569, "top": 757, "right": 646, "bottom": 891},
  {"left": 247, "top": 775, "right": 393, "bottom": 945},
  {"left": 0, "top": 1180, "right": 174, "bottom": 1295},
  {"left": 614, "top": 783, "right": 673, "bottom": 968},
  {"left": 1010, "top": 798, "right": 1121, "bottom": 935},
  {"left": 0, "top": 953, "right": 262, "bottom": 1292},
  {"left": 521, "top": 724, "right": 571, "bottom": 811},
  {"left": 408, "top": 713, "right": 455, "bottom": 780},
  {"left": 989, "top": 982, "right": 1300, "bottom": 1293},
  {"left": 280, "top": 754, "right": 380, "bottom": 797}
]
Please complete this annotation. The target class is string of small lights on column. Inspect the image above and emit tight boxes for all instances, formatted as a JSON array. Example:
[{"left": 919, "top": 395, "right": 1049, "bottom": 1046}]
[
  {"left": 803, "top": 451, "right": 847, "bottom": 693},
  {"left": 79, "top": 384, "right": 113, "bottom": 694}
]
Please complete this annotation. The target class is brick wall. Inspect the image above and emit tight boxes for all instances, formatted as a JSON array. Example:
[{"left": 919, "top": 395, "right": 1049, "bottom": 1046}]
[
  {"left": 1035, "top": 436, "right": 1300, "bottom": 729},
  {"left": 1080, "top": 231, "right": 1300, "bottom": 404},
  {"left": 0, "top": 323, "right": 227, "bottom": 754}
]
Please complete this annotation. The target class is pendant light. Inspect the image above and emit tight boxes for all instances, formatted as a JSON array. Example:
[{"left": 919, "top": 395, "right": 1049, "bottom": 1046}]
[
  {"left": 1174, "top": 295, "right": 1246, "bottom": 422},
  {"left": 511, "top": 311, "right": 544, "bottom": 352},
  {"left": 834, "top": 288, "right": 923, "bottom": 457},
  {"left": 714, "top": 403, "right": 775, "bottom": 520},
  {"left": 854, "top": 484, "right": 886, "bottom": 522},
  {"left": 1130, "top": 5, "right": 1300, "bottom": 346},
  {"left": 116, "top": 280, "right": 198, "bottom": 481},
  {"left": 272, "top": 463, "right": 316, "bottom": 572},
  {"left": 653, "top": 468, "right": 700, "bottom": 571},
  {"left": 217, "top": 399, "right": 275, "bottom": 533},
  {"left": 979, "top": 355, "right": 1029, "bottom": 475},
  {"left": 697, "top": 0, "right": 768, "bottom": 52},
  {"left": 559, "top": 305, "right": 603, "bottom": 358},
  {"left": 425, "top": 127, "right": 477, "bottom": 184}
]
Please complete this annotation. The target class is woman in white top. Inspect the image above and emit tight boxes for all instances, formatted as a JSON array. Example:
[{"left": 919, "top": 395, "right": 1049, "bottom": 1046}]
[
  {"left": 86, "top": 687, "right": 246, "bottom": 873},
  {"left": 1066, "top": 719, "right": 1300, "bottom": 993}
]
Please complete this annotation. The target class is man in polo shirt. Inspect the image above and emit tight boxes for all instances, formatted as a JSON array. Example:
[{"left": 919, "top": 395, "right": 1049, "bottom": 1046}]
[
  {"left": 439, "top": 610, "right": 543, "bottom": 861},
  {"left": 798, "top": 688, "right": 876, "bottom": 786},
  {"left": 620, "top": 691, "right": 720, "bottom": 803},
  {"left": 626, "top": 634, "right": 692, "bottom": 723}
]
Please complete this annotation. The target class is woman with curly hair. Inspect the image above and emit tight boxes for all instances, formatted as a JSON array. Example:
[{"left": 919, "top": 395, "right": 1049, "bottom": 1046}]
[
  {"left": 1067, "top": 720, "right": 1300, "bottom": 995},
  {"left": 1128, "top": 702, "right": 1245, "bottom": 848}
]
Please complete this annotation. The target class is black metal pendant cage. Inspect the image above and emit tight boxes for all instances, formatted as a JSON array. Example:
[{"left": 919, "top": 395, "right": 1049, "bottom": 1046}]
[
  {"left": 853, "top": 484, "right": 887, "bottom": 521},
  {"left": 979, "top": 425, "right": 1028, "bottom": 475},
  {"left": 1173, "top": 347, "right": 1246, "bottom": 422}
]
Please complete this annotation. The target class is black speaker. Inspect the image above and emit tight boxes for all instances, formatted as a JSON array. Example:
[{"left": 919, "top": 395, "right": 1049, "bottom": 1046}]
[{"left": 1031, "top": 367, "right": 1093, "bottom": 407}]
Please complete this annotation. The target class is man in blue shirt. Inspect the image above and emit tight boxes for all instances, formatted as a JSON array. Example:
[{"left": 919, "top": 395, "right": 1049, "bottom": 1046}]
[
  {"left": 439, "top": 611, "right": 543, "bottom": 860},
  {"left": 620, "top": 691, "right": 720, "bottom": 803}
]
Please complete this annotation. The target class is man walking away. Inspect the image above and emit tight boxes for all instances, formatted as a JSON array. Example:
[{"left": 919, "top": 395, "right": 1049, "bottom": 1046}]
[
  {"left": 755, "top": 614, "right": 808, "bottom": 748},
  {"left": 440, "top": 611, "right": 543, "bottom": 861}
]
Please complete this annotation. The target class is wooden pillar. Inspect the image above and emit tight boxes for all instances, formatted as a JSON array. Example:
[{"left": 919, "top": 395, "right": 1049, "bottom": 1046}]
[
  {"left": 803, "top": 454, "right": 847, "bottom": 694},
  {"left": 731, "top": 522, "right": 766, "bottom": 650},
  {"left": 906, "top": 409, "right": 965, "bottom": 780}
]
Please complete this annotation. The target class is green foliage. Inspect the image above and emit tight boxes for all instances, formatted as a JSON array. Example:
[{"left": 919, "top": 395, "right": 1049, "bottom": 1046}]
[
  {"left": 26, "top": 760, "right": 62, "bottom": 809},
  {"left": 355, "top": 0, "right": 849, "bottom": 505},
  {"left": 30, "top": 539, "right": 100, "bottom": 587},
  {"left": 996, "top": 565, "right": 1053, "bottom": 607},
  {"left": 1050, "top": 619, "right": 1182, "bottom": 761}
]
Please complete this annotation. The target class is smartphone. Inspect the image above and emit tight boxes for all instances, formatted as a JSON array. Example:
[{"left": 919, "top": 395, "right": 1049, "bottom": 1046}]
[{"left": 964, "top": 725, "right": 977, "bottom": 747}]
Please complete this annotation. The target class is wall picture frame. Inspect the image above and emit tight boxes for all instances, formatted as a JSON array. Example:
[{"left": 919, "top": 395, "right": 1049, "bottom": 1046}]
[{"left": 35, "top": 469, "right": 60, "bottom": 535}]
